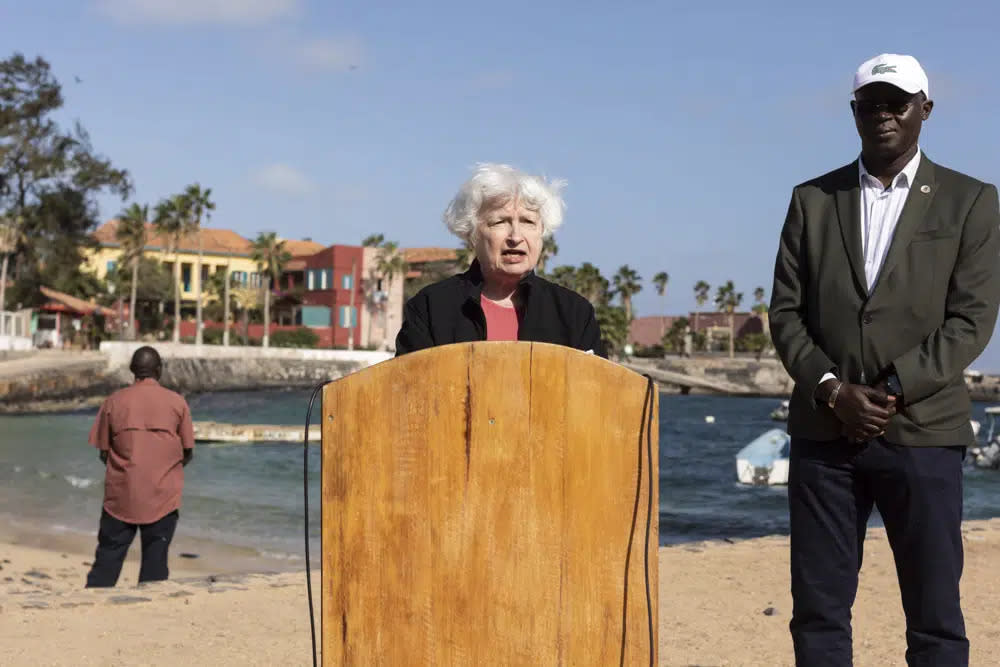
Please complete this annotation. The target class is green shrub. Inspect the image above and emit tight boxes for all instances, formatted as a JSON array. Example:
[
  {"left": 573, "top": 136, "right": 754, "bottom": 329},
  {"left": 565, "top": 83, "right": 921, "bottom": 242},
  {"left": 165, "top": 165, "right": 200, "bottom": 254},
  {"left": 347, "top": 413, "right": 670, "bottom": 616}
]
[{"left": 269, "top": 327, "right": 320, "bottom": 348}]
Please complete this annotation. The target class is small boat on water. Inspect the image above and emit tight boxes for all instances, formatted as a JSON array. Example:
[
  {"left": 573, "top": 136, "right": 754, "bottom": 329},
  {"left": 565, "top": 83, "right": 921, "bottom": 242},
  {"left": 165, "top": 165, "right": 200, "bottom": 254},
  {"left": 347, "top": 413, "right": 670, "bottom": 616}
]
[
  {"left": 769, "top": 400, "right": 789, "bottom": 421},
  {"left": 736, "top": 428, "right": 791, "bottom": 486},
  {"left": 969, "top": 407, "right": 1000, "bottom": 469},
  {"left": 738, "top": 416, "right": 988, "bottom": 486}
]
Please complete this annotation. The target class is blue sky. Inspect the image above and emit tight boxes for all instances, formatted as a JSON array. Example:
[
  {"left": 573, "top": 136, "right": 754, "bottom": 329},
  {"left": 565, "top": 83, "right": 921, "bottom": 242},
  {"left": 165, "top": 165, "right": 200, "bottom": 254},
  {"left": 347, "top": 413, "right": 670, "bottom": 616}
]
[{"left": 5, "top": 0, "right": 1000, "bottom": 369}]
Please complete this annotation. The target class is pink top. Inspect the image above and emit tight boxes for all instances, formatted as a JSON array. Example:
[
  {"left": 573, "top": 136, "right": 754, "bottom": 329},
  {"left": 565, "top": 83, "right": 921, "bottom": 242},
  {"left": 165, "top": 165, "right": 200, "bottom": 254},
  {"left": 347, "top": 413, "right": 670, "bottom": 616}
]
[
  {"left": 480, "top": 294, "right": 521, "bottom": 341},
  {"left": 89, "top": 379, "right": 195, "bottom": 525}
]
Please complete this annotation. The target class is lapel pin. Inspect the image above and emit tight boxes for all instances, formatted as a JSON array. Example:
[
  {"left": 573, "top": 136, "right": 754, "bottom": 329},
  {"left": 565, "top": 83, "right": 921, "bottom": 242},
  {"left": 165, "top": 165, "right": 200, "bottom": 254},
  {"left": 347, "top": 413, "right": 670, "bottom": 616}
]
[{"left": 920, "top": 185, "right": 931, "bottom": 194}]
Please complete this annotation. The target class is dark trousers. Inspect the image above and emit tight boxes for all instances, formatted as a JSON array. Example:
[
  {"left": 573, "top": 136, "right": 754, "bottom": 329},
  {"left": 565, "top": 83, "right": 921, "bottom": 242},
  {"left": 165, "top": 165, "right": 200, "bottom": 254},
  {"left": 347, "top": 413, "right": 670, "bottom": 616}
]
[
  {"left": 85, "top": 509, "right": 179, "bottom": 588},
  {"left": 788, "top": 437, "right": 967, "bottom": 667}
]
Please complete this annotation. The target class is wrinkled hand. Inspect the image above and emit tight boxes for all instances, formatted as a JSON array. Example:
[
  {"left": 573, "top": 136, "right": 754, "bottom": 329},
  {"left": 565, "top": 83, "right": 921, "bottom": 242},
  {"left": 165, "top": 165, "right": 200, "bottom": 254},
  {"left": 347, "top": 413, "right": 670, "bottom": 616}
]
[{"left": 833, "top": 383, "right": 895, "bottom": 443}]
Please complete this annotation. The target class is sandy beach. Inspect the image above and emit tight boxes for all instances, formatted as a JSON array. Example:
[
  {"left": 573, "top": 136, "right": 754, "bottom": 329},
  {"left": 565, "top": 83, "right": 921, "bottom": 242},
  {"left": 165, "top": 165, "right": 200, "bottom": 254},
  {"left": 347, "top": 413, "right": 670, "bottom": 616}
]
[{"left": 3, "top": 520, "right": 1000, "bottom": 666}]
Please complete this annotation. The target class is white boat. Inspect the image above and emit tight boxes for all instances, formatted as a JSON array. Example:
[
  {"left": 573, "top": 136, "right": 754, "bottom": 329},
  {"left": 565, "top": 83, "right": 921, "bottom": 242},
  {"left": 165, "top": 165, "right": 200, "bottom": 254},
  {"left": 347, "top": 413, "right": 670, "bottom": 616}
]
[
  {"left": 736, "top": 428, "right": 791, "bottom": 486},
  {"left": 769, "top": 400, "right": 789, "bottom": 421},
  {"left": 969, "top": 408, "right": 1000, "bottom": 469}
]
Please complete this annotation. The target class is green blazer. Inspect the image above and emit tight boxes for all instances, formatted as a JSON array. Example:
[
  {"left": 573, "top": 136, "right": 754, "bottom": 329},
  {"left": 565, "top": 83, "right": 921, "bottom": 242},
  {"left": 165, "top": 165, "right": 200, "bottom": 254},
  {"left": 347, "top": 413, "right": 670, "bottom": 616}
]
[{"left": 769, "top": 155, "right": 1000, "bottom": 446}]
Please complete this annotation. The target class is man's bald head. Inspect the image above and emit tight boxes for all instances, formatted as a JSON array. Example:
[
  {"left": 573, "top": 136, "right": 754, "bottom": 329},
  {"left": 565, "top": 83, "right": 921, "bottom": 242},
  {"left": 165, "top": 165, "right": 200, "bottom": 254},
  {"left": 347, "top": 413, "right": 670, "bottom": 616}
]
[{"left": 129, "top": 346, "right": 162, "bottom": 381}]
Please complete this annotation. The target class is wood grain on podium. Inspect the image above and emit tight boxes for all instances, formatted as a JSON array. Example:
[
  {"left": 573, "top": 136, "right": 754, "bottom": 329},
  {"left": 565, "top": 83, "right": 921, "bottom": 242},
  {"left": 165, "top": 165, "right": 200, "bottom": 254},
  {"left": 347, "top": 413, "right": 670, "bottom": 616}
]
[{"left": 322, "top": 341, "right": 658, "bottom": 665}]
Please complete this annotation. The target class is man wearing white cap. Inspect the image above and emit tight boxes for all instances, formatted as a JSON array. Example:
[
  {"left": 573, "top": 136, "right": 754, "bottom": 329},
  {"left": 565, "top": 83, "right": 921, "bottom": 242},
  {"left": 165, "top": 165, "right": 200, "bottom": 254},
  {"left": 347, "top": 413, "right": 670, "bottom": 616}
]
[{"left": 769, "top": 53, "right": 1000, "bottom": 666}]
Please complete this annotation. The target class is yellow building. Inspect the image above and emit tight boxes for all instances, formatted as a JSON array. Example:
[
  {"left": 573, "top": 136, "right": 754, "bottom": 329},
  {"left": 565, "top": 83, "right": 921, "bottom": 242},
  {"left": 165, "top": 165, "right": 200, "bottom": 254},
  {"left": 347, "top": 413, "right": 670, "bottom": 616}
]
[{"left": 84, "top": 220, "right": 325, "bottom": 304}]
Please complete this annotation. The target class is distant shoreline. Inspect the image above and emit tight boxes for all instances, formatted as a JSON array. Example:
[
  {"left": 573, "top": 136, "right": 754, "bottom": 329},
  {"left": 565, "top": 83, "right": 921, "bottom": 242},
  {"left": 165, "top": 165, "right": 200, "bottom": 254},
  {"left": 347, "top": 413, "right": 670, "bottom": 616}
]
[{"left": 3, "top": 347, "right": 999, "bottom": 415}]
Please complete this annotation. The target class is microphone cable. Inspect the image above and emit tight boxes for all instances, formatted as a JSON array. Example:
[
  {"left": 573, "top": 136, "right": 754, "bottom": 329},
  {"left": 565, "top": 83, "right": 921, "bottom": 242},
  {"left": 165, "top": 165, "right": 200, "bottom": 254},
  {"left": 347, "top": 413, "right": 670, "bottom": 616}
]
[
  {"left": 620, "top": 374, "right": 657, "bottom": 667},
  {"left": 303, "top": 379, "right": 334, "bottom": 667}
]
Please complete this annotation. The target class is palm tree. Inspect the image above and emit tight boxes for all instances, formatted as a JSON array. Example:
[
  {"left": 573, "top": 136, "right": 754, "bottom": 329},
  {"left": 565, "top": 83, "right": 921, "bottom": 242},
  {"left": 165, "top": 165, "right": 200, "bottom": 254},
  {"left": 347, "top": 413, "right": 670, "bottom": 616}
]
[
  {"left": 612, "top": 265, "right": 642, "bottom": 321},
  {"left": 251, "top": 231, "right": 292, "bottom": 348},
  {"left": 362, "top": 238, "right": 409, "bottom": 347},
  {"left": 693, "top": 280, "right": 710, "bottom": 342},
  {"left": 361, "top": 233, "right": 385, "bottom": 247},
  {"left": 714, "top": 280, "right": 743, "bottom": 359},
  {"left": 536, "top": 236, "right": 559, "bottom": 274},
  {"left": 652, "top": 271, "right": 669, "bottom": 338},
  {"left": 184, "top": 184, "right": 215, "bottom": 345},
  {"left": 115, "top": 203, "right": 149, "bottom": 340},
  {"left": 753, "top": 286, "right": 769, "bottom": 339},
  {"left": 576, "top": 262, "right": 610, "bottom": 306},
  {"left": 154, "top": 195, "right": 191, "bottom": 343}
]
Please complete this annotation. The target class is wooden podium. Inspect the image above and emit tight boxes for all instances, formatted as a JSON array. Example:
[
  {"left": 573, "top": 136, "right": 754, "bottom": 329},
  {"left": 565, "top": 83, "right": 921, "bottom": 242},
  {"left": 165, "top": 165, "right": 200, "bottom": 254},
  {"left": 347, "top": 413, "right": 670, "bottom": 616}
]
[{"left": 321, "top": 341, "right": 659, "bottom": 665}]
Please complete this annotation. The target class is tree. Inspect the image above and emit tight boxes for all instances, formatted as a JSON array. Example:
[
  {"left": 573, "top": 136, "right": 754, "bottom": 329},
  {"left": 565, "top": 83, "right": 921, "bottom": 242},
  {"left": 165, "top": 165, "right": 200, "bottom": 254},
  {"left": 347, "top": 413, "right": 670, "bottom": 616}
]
[
  {"left": 714, "top": 280, "right": 743, "bottom": 359},
  {"left": 596, "top": 304, "right": 630, "bottom": 358},
  {"left": 536, "top": 236, "right": 559, "bottom": 274},
  {"left": 184, "top": 183, "right": 215, "bottom": 345},
  {"left": 371, "top": 240, "right": 408, "bottom": 346},
  {"left": 661, "top": 316, "right": 690, "bottom": 354},
  {"left": 693, "top": 280, "right": 710, "bottom": 343},
  {"left": 153, "top": 194, "right": 192, "bottom": 343},
  {"left": 251, "top": 231, "right": 291, "bottom": 348},
  {"left": 361, "top": 233, "right": 385, "bottom": 247},
  {"left": 612, "top": 265, "right": 642, "bottom": 321},
  {"left": 652, "top": 271, "right": 669, "bottom": 338},
  {"left": 547, "top": 265, "right": 577, "bottom": 291},
  {"left": 114, "top": 203, "right": 148, "bottom": 339},
  {"left": 576, "top": 262, "right": 611, "bottom": 306},
  {"left": 0, "top": 53, "right": 131, "bottom": 313},
  {"left": 0, "top": 213, "right": 20, "bottom": 334},
  {"left": 107, "top": 256, "right": 172, "bottom": 334},
  {"left": 652, "top": 271, "right": 669, "bottom": 298},
  {"left": 361, "top": 233, "right": 409, "bottom": 347},
  {"left": 752, "top": 285, "right": 769, "bottom": 335}
]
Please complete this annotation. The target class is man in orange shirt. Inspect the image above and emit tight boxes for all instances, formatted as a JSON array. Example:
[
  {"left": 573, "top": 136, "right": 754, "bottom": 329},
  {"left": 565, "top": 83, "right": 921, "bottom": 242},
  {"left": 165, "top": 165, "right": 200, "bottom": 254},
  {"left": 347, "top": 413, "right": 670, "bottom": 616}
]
[{"left": 85, "top": 346, "right": 195, "bottom": 587}]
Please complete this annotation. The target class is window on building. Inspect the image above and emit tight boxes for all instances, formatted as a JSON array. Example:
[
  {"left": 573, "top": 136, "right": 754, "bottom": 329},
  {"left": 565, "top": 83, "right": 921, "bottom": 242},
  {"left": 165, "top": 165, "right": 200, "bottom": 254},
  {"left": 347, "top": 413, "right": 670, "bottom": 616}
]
[
  {"left": 339, "top": 306, "right": 357, "bottom": 328},
  {"left": 307, "top": 270, "right": 315, "bottom": 290},
  {"left": 106, "top": 260, "right": 116, "bottom": 274},
  {"left": 182, "top": 264, "right": 192, "bottom": 292},
  {"left": 342, "top": 273, "right": 353, "bottom": 289},
  {"left": 319, "top": 270, "right": 328, "bottom": 290}
]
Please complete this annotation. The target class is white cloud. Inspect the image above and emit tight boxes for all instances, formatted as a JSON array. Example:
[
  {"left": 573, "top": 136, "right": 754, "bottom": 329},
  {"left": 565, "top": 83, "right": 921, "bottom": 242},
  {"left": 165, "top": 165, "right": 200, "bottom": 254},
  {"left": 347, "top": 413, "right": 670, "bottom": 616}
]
[
  {"left": 252, "top": 163, "right": 316, "bottom": 195},
  {"left": 294, "top": 37, "right": 365, "bottom": 72},
  {"left": 94, "top": 0, "right": 300, "bottom": 26}
]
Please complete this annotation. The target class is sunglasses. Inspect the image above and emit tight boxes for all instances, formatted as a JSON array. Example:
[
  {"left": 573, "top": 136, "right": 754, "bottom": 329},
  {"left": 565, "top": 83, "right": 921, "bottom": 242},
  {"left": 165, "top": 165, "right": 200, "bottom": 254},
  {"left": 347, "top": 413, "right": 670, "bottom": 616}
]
[{"left": 853, "top": 99, "right": 915, "bottom": 116}]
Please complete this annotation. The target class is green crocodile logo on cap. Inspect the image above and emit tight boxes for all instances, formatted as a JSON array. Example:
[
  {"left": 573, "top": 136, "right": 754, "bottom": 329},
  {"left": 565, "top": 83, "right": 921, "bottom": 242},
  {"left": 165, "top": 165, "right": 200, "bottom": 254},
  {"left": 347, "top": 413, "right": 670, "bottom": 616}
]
[{"left": 872, "top": 64, "right": 897, "bottom": 75}]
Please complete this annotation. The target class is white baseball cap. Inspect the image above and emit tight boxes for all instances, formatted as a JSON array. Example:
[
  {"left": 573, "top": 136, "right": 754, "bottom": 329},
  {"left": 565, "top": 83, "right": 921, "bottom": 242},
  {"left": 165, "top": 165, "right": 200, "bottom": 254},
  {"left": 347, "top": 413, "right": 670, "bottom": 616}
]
[{"left": 852, "top": 53, "right": 929, "bottom": 98}]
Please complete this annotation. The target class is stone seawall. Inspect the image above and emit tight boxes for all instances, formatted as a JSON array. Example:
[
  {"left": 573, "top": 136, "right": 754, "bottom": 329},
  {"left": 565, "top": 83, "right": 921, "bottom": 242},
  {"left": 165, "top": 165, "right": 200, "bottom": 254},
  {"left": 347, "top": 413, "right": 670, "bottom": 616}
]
[
  {"left": 645, "top": 356, "right": 795, "bottom": 396},
  {"left": 0, "top": 356, "right": 370, "bottom": 414},
  {"left": 637, "top": 355, "right": 999, "bottom": 403}
]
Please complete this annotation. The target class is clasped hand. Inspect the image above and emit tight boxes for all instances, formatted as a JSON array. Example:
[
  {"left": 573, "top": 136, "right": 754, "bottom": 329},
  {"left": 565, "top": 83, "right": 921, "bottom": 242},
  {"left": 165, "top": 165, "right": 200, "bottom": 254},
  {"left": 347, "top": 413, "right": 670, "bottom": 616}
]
[{"left": 828, "top": 380, "right": 897, "bottom": 444}]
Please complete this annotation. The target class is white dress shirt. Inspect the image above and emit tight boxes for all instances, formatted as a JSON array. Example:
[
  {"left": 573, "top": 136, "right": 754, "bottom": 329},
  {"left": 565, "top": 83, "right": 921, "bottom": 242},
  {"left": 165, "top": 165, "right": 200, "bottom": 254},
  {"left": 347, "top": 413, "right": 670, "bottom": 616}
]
[{"left": 818, "top": 149, "right": 922, "bottom": 390}]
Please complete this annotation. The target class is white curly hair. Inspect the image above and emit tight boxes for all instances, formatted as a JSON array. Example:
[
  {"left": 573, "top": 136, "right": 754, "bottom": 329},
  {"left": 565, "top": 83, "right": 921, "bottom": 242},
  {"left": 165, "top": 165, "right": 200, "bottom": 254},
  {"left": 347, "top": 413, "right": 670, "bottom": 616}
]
[{"left": 442, "top": 163, "right": 566, "bottom": 243}]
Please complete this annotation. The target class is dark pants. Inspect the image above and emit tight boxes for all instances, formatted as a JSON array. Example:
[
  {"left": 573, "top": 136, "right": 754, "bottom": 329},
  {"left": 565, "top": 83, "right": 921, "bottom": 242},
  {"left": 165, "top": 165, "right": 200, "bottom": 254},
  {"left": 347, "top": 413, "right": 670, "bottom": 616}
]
[
  {"left": 85, "top": 509, "right": 179, "bottom": 588},
  {"left": 788, "top": 437, "right": 967, "bottom": 667}
]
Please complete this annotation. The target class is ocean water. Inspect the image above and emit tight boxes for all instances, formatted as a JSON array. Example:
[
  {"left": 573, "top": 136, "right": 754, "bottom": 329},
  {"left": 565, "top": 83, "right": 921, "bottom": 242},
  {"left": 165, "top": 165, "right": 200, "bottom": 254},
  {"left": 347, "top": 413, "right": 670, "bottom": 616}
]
[{"left": 2, "top": 390, "right": 999, "bottom": 561}]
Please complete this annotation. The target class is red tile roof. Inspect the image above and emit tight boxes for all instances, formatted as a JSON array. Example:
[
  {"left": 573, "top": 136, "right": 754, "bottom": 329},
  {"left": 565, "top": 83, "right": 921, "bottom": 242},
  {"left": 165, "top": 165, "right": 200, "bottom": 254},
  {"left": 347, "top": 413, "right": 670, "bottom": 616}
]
[
  {"left": 281, "top": 239, "right": 326, "bottom": 257},
  {"left": 40, "top": 286, "right": 116, "bottom": 317},
  {"left": 93, "top": 220, "right": 253, "bottom": 256}
]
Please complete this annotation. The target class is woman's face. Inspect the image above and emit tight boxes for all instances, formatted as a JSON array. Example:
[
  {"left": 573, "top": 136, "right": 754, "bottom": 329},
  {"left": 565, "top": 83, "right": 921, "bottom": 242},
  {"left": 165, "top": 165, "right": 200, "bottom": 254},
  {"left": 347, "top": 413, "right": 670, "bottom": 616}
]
[{"left": 473, "top": 197, "right": 543, "bottom": 284}]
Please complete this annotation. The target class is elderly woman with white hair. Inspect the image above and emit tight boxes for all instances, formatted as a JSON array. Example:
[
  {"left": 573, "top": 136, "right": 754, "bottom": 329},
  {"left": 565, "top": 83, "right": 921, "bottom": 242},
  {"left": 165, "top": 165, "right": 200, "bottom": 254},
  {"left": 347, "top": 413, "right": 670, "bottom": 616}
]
[{"left": 395, "top": 163, "right": 605, "bottom": 357}]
